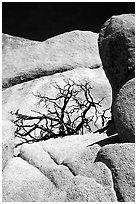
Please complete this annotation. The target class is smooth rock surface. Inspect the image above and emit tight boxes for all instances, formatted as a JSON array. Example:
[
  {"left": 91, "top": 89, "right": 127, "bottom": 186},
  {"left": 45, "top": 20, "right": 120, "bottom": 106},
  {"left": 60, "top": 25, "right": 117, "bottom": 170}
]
[
  {"left": 98, "top": 14, "right": 135, "bottom": 99},
  {"left": 2, "top": 120, "right": 15, "bottom": 170},
  {"left": 96, "top": 143, "right": 135, "bottom": 202},
  {"left": 2, "top": 157, "right": 56, "bottom": 202},
  {"left": 113, "top": 78, "right": 135, "bottom": 142},
  {"left": 19, "top": 142, "right": 73, "bottom": 188},
  {"left": 3, "top": 30, "right": 102, "bottom": 88},
  {"left": 40, "top": 132, "right": 108, "bottom": 164}
]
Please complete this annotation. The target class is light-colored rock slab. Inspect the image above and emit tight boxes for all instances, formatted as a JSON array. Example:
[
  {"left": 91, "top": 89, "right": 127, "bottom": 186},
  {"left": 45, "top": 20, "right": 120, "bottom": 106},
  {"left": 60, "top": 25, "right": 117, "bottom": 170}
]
[
  {"left": 2, "top": 120, "right": 15, "bottom": 170},
  {"left": 2, "top": 157, "right": 56, "bottom": 202},
  {"left": 3, "top": 30, "right": 102, "bottom": 88}
]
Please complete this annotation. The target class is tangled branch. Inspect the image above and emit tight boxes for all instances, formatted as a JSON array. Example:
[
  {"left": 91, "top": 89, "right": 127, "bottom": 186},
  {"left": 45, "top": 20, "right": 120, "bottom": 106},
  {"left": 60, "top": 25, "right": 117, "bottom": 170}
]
[{"left": 11, "top": 79, "right": 111, "bottom": 147}]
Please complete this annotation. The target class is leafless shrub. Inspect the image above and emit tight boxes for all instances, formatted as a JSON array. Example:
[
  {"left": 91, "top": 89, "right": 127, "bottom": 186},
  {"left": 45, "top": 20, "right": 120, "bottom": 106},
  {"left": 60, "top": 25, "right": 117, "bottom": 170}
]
[{"left": 11, "top": 79, "right": 111, "bottom": 147}]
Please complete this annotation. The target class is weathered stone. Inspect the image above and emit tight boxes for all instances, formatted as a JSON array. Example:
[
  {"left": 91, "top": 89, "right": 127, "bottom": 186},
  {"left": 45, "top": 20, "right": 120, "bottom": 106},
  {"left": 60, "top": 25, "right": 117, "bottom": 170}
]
[
  {"left": 45, "top": 174, "right": 117, "bottom": 202},
  {"left": 3, "top": 31, "right": 102, "bottom": 88},
  {"left": 41, "top": 132, "right": 108, "bottom": 164},
  {"left": 96, "top": 143, "right": 135, "bottom": 202},
  {"left": 2, "top": 157, "right": 56, "bottom": 202},
  {"left": 61, "top": 145, "right": 114, "bottom": 188},
  {"left": 62, "top": 175, "right": 117, "bottom": 202},
  {"left": 98, "top": 14, "right": 135, "bottom": 100},
  {"left": 2, "top": 120, "right": 15, "bottom": 170},
  {"left": 19, "top": 143, "right": 73, "bottom": 188},
  {"left": 113, "top": 78, "right": 135, "bottom": 142}
]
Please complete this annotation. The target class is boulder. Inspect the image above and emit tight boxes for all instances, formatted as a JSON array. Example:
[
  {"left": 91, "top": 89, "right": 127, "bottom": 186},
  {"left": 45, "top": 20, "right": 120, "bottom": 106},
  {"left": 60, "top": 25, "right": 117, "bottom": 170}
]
[
  {"left": 61, "top": 175, "right": 117, "bottom": 202},
  {"left": 98, "top": 14, "right": 135, "bottom": 100},
  {"left": 62, "top": 150, "right": 114, "bottom": 189},
  {"left": 2, "top": 120, "right": 15, "bottom": 170},
  {"left": 2, "top": 157, "right": 56, "bottom": 202},
  {"left": 40, "top": 132, "right": 108, "bottom": 164},
  {"left": 2, "top": 67, "right": 112, "bottom": 133},
  {"left": 19, "top": 132, "right": 107, "bottom": 168},
  {"left": 4, "top": 136, "right": 118, "bottom": 202},
  {"left": 19, "top": 142, "right": 73, "bottom": 188},
  {"left": 113, "top": 78, "right": 135, "bottom": 142},
  {"left": 96, "top": 143, "right": 135, "bottom": 202},
  {"left": 2, "top": 30, "right": 102, "bottom": 88}
]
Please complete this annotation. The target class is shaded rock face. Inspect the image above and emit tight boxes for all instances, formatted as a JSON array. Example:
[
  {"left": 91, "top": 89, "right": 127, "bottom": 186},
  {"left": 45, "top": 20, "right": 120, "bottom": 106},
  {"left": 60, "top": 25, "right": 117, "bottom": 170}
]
[
  {"left": 98, "top": 13, "right": 135, "bottom": 144},
  {"left": 98, "top": 14, "right": 135, "bottom": 100},
  {"left": 113, "top": 78, "right": 135, "bottom": 142},
  {"left": 96, "top": 143, "right": 135, "bottom": 202},
  {"left": 2, "top": 30, "right": 102, "bottom": 89}
]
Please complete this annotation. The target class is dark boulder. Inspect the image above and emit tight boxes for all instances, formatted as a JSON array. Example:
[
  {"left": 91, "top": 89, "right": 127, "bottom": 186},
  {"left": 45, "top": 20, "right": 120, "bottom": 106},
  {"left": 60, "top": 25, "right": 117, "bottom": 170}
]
[
  {"left": 113, "top": 78, "right": 135, "bottom": 142},
  {"left": 98, "top": 14, "right": 135, "bottom": 100}
]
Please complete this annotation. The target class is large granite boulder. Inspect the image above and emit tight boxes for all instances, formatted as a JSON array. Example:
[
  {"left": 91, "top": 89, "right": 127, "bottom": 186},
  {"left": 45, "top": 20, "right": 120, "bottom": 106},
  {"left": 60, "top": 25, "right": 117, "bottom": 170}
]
[
  {"left": 113, "top": 78, "right": 135, "bottom": 142},
  {"left": 2, "top": 156, "right": 117, "bottom": 202},
  {"left": 19, "top": 142, "right": 73, "bottom": 188},
  {"left": 98, "top": 14, "right": 135, "bottom": 100},
  {"left": 2, "top": 157, "right": 56, "bottom": 202},
  {"left": 60, "top": 175, "right": 117, "bottom": 202},
  {"left": 2, "top": 120, "right": 15, "bottom": 170},
  {"left": 2, "top": 30, "right": 102, "bottom": 88},
  {"left": 96, "top": 143, "right": 135, "bottom": 202}
]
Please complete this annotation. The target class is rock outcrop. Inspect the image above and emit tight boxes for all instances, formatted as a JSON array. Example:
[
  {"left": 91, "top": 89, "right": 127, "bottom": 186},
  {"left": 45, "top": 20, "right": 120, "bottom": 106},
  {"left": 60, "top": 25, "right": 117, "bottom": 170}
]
[
  {"left": 2, "top": 23, "right": 135, "bottom": 201},
  {"left": 113, "top": 78, "right": 135, "bottom": 142},
  {"left": 96, "top": 143, "right": 135, "bottom": 202},
  {"left": 98, "top": 14, "right": 135, "bottom": 100},
  {"left": 3, "top": 133, "right": 118, "bottom": 202},
  {"left": 2, "top": 30, "right": 102, "bottom": 89}
]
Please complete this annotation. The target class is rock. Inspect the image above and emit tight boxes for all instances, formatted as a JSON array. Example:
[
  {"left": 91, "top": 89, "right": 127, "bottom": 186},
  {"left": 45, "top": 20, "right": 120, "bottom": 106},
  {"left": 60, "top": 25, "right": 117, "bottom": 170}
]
[
  {"left": 2, "top": 120, "right": 15, "bottom": 170},
  {"left": 46, "top": 174, "right": 117, "bottom": 202},
  {"left": 2, "top": 33, "right": 39, "bottom": 49},
  {"left": 2, "top": 67, "right": 112, "bottom": 133},
  {"left": 113, "top": 78, "right": 135, "bottom": 142},
  {"left": 61, "top": 143, "right": 114, "bottom": 188},
  {"left": 62, "top": 153, "right": 114, "bottom": 188},
  {"left": 61, "top": 144, "right": 101, "bottom": 174},
  {"left": 98, "top": 14, "right": 135, "bottom": 100},
  {"left": 3, "top": 30, "right": 102, "bottom": 88},
  {"left": 40, "top": 132, "right": 108, "bottom": 164},
  {"left": 115, "top": 78, "right": 135, "bottom": 140},
  {"left": 62, "top": 175, "right": 117, "bottom": 202},
  {"left": 2, "top": 157, "right": 56, "bottom": 202},
  {"left": 96, "top": 143, "right": 135, "bottom": 202},
  {"left": 19, "top": 142, "right": 73, "bottom": 188}
]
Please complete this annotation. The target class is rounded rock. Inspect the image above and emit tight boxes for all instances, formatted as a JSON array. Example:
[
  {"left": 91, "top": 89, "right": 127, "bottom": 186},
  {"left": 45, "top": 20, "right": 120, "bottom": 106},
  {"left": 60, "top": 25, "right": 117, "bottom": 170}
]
[
  {"left": 113, "top": 78, "right": 135, "bottom": 142},
  {"left": 98, "top": 14, "right": 135, "bottom": 100}
]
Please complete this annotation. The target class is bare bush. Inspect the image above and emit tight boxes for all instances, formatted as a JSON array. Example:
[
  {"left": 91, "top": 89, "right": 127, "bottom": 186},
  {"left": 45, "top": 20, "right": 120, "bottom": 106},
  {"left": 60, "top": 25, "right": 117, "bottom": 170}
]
[{"left": 11, "top": 79, "right": 111, "bottom": 147}]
